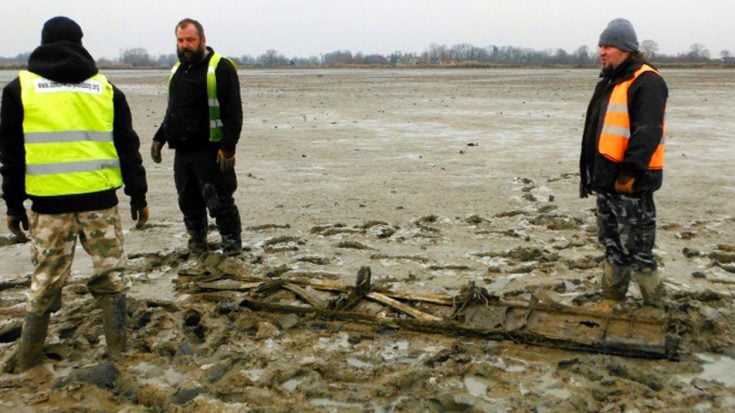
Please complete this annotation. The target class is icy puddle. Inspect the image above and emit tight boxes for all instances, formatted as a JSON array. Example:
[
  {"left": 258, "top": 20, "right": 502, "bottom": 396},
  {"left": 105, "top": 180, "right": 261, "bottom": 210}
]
[{"left": 679, "top": 354, "right": 735, "bottom": 387}]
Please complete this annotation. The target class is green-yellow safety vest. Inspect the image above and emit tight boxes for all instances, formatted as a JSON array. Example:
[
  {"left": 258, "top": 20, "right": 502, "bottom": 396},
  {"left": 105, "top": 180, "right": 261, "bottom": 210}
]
[
  {"left": 169, "top": 52, "right": 236, "bottom": 142},
  {"left": 19, "top": 70, "right": 122, "bottom": 197}
]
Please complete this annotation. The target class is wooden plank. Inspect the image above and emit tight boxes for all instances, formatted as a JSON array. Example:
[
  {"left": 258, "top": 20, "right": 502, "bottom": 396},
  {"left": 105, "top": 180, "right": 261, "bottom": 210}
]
[
  {"left": 194, "top": 281, "right": 264, "bottom": 292},
  {"left": 367, "top": 292, "right": 442, "bottom": 321},
  {"left": 283, "top": 283, "right": 328, "bottom": 309},
  {"left": 238, "top": 298, "right": 678, "bottom": 360}
]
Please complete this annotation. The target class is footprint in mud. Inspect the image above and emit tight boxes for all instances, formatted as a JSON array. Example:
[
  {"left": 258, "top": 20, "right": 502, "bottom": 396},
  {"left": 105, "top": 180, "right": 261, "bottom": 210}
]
[
  {"left": 335, "top": 240, "right": 375, "bottom": 250},
  {"left": 246, "top": 223, "right": 291, "bottom": 231},
  {"left": 183, "top": 309, "right": 206, "bottom": 341},
  {"left": 529, "top": 213, "right": 583, "bottom": 230},
  {"left": 258, "top": 235, "right": 305, "bottom": 253}
]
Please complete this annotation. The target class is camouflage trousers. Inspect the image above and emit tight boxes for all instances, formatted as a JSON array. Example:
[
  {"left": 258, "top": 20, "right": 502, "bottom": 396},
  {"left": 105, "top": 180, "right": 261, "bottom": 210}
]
[
  {"left": 26, "top": 206, "right": 130, "bottom": 315},
  {"left": 596, "top": 191, "right": 657, "bottom": 271}
]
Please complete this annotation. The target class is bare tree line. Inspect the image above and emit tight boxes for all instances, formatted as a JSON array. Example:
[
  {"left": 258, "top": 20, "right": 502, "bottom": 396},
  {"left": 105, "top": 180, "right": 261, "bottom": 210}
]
[{"left": 1, "top": 41, "right": 732, "bottom": 68}]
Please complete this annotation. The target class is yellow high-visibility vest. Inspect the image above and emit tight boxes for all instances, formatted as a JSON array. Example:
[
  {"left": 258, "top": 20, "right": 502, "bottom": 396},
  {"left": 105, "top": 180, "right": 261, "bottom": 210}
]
[
  {"left": 598, "top": 64, "right": 666, "bottom": 170},
  {"left": 20, "top": 70, "right": 122, "bottom": 196},
  {"left": 169, "top": 52, "right": 237, "bottom": 142}
]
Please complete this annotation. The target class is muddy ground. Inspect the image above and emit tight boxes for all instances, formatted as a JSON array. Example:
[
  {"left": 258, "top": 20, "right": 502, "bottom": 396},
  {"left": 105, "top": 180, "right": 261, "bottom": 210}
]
[{"left": 1, "top": 68, "right": 734, "bottom": 412}]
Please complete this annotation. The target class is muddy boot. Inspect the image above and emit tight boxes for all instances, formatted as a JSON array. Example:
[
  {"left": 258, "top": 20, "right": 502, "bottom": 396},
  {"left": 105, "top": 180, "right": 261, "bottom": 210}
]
[
  {"left": 221, "top": 233, "right": 242, "bottom": 257},
  {"left": 48, "top": 293, "right": 62, "bottom": 313},
  {"left": 601, "top": 261, "right": 631, "bottom": 301},
  {"left": 13, "top": 312, "right": 51, "bottom": 373},
  {"left": 99, "top": 294, "right": 127, "bottom": 360},
  {"left": 632, "top": 268, "right": 664, "bottom": 308},
  {"left": 187, "top": 229, "right": 208, "bottom": 255}
]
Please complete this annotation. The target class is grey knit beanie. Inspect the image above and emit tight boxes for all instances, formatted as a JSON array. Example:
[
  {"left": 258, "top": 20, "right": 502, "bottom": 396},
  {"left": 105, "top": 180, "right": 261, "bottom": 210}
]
[{"left": 599, "top": 18, "right": 638, "bottom": 52}]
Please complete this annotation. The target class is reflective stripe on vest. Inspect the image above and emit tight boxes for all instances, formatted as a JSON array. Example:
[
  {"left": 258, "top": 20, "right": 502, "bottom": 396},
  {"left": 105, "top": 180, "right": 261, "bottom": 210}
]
[
  {"left": 19, "top": 71, "right": 122, "bottom": 197},
  {"left": 598, "top": 64, "right": 666, "bottom": 170},
  {"left": 169, "top": 52, "right": 236, "bottom": 142}
]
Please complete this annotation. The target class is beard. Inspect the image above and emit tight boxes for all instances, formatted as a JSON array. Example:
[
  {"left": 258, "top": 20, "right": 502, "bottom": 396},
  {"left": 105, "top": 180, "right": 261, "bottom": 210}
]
[{"left": 177, "top": 44, "right": 205, "bottom": 64}]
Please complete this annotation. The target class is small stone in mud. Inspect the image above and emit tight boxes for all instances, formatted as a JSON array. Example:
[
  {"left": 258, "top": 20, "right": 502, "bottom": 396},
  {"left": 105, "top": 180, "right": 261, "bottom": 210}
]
[
  {"left": 309, "top": 321, "right": 330, "bottom": 331},
  {"left": 295, "top": 255, "right": 331, "bottom": 265},
  {"left": 677, "top": 231, "right": 697, "bottom": 240},
  {"left": 487, "top": 265, "right": 503, "bottom": 274},
  {"left": 557, "top": 358, "right": 579, "bottom": 369},
  {"left": 265, "top": 264, "right": 291, "bottom": 278},
  {"left": 709, "top": 251, "right": 735, "bottom": 264},
  {"left": 691, "top": 271, "right": 707, "bottom": 279},
  {"left": 522, "top": 193, "right": 537, "bottom": 202},
  {"left": 335, "top": 240, "right": 374, "bottom": 250},
  {"left": 56, "top": 361, "right": 119, "bottom": 390},
  {"left": 216, "top": 300, "right": 240, "bottom": 314},
  {"left": 682, "top": 247, "right": 701, "bottom": 258},
  {"left": 256, "top": 321, "right": 281, "bottom": 339},
  {"left": 464, "top": 214, "right": 484, "bottom": 224},
  {"left": 367, "top": 224, "right": 397, "bottom": 239},
  {"left": 536, "top": 204, "right": 557, "bottom": 213},
  {"left": 183, "top": 309, "right": 201, "bottom": 327},
  {"left": 278, "top": 313, "right": 300, "bottom": 330},
  {"left": 172, "top": 387, "right": 203, "bottom": 405}
]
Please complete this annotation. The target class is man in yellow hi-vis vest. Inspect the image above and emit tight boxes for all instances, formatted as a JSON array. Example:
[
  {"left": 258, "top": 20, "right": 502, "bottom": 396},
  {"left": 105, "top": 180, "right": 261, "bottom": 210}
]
[
  {"left": 0, "top": 16, "right": 149, "bottom": 373},
  {"left": 151, "top": 18, "right": 243, "bottom": 257},
  {"left": 579, "top": 18, "right": 668, "bottom": 307}
]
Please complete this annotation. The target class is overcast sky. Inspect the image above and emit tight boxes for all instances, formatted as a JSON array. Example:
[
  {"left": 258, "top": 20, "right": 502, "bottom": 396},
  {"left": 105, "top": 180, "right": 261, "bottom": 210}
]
[{"left": 2, "top": 0, "right": 732, "bottom": 59}]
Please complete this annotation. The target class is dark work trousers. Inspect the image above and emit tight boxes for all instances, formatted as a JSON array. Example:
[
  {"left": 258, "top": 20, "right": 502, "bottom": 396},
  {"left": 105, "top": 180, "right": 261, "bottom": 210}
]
[
  {"left": 596, "top": 191, "right": 657, "bottom": 271},
  {"left": 173, "top": 147, "right": 241, "bottom": 240}
]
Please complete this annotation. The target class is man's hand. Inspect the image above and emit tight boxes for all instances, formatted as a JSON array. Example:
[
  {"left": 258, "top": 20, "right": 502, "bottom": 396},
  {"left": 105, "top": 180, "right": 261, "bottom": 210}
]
[
  {"left": 202, "top": 183, "right": 221, "bottom": 212},
  {"left": 579, "top": 182, "right": 589, "bottom": 199},
  {"left": 7, "top": 214, "right": 29, "bottom": 239},
  {"left": 614, "top": 174, "right": 635, "bottom": 194},
  {"left": 131, "top": 206, "right": 149, "bottom": 229},
  {"left": 217, "top": 150, "right": 236, "bottom": 172},
  {"left": 151, "top": 141, "right": 163, "bottom": 164}
]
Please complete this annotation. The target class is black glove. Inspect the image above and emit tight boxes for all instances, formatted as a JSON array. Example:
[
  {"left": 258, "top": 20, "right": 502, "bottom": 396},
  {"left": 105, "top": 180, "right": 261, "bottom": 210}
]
[
  {"left": 151, "top": 141, "right": 163, "bottom": 163},
  {"left": 202, "top": 183, "right": 221, "bottom": 212},
  {"left": 579, "top": 181, "right": 589, "bottom": 199},
  {"left": 217, "top": 150, "right": 236, "bottom": 172},
  {"left": 7, "top": 213, "right": 29, "bottom": 239}
]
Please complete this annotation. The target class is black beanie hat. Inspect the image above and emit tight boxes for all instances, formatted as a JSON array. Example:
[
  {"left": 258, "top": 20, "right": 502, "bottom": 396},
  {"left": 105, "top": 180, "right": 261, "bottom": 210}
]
[{"left": 41, "top": 16, "right": 83, "bottom": 45}]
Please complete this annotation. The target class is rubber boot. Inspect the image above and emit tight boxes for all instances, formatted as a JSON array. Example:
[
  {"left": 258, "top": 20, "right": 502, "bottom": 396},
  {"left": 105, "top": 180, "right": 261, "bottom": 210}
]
[
  {"left": 601, "top": 261, "right": 631, "bottom": 301},
  {"left": 14, "top": 312, "right": 51, "bottom": 372},
  {"left": 632, "top": 268, "right": 664, "bottom": 307},
  {"left": 187, "top": 229, "right": 208, "bottom": 255},
  {"left": 221, "top": 233, "right": 242, "bottom": 257},
  {"left": 99, "top": 294, "right": 127, "bottom": 360}
]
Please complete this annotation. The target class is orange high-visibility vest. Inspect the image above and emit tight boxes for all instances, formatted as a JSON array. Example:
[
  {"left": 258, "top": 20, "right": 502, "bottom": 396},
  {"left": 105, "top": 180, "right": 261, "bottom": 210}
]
[{"left": 598, "top": 64, "right": 666, "bottom": 170}]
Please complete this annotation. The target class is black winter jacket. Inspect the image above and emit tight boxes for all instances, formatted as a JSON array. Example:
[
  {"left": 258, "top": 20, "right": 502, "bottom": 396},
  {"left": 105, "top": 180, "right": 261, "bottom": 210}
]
[
  {"left": 0, "top": 40, "right": 147, "bottom": 216},
  {"left": 153, "top": 47, "right": 242, "bottom": 155},
  {"left": 580, "top": 57, "right": 668, "bottom": 194}
]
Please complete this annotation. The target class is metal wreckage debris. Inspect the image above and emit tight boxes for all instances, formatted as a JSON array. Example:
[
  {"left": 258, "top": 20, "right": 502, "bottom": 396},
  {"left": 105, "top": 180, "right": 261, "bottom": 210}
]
[{"left": 177, "top": 266, "right": 679, "bottom": 360}]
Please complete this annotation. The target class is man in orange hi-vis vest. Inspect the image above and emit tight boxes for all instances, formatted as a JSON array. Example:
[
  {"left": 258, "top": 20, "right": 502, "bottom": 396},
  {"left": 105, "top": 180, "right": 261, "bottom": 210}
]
[{"left": 579, "top": 18, "right": 668, "bottom": 307}]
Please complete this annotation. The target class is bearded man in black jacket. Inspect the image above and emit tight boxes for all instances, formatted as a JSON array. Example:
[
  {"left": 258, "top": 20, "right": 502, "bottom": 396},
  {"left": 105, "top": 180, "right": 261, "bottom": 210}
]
[
  {"left": 0, "top": 16, "right": 148, "bottom": 372},
  {"left": 151, "top": 18, "right": 243, "bottom": 257},
  {"left": 580, "top": 18, "right": 668, "bottom": 307}
]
